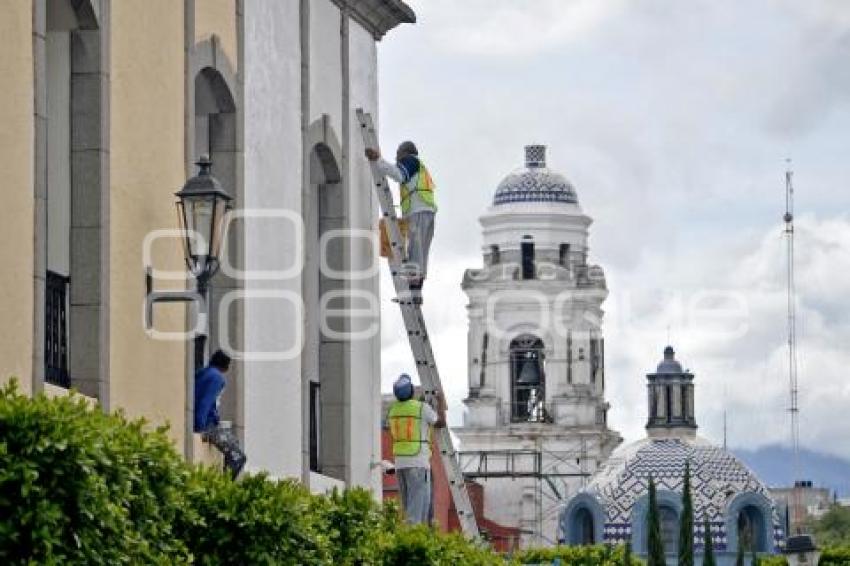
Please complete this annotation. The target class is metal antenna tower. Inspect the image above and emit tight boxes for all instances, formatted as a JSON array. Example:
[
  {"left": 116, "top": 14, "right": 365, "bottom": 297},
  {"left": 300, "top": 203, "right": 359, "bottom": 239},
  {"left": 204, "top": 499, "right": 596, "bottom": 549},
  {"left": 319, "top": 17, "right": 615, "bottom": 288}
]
[{"left": 783, "top": 161, "right": 803, "bottom": 528}]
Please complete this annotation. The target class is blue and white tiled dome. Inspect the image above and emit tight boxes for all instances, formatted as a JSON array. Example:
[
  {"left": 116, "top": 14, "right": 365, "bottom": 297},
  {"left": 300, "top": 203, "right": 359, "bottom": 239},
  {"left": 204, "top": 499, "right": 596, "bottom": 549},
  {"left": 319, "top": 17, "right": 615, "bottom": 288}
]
[
  {"left": 493, "top": 145, "right": 578, "bottom": 206},
  {"left": 563, "top": 437, "right": 783, "bottom": 553},
  {"left": 561, "top": 346, "right": 784, "bottom": 561}
]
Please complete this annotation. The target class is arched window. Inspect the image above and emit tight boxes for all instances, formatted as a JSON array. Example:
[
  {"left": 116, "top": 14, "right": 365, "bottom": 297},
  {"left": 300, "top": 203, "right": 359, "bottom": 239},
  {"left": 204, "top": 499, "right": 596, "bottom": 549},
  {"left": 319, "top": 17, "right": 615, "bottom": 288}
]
[
  {"left": 194, "top": 65, "right": 238, "bottom": 429},
  {"left": 510, "top": 335, "right": 545, "bottom": 422},
  {"left": 737, "top": 505, "right": 767, "bottom": 552},
  {"left": 305, "top": 137, "right": 344, "bottom": 477},
  {"left": 571, "top": 507, "right": 595, "bottom": 545},
  {"left": 660, "top": 505, "right": 679, "bottom": 555}
]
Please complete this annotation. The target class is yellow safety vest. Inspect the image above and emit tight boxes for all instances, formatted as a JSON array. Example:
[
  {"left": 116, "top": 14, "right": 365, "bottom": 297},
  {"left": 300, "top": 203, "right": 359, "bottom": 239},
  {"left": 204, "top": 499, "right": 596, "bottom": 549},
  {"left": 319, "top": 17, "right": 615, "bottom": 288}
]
[
  {"left": 400, "top": 160, "right": 437, "bottom": 216},
  {"left": 388, "top": 399, "right": 428, "bottom": 457}
]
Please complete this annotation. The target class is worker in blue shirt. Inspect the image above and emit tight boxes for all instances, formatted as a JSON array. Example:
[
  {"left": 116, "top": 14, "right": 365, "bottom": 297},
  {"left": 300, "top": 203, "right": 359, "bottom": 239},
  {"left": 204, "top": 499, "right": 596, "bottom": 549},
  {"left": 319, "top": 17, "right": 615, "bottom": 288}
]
[{"left": 195, "top": 349, "right": 246, "bottom": 478}]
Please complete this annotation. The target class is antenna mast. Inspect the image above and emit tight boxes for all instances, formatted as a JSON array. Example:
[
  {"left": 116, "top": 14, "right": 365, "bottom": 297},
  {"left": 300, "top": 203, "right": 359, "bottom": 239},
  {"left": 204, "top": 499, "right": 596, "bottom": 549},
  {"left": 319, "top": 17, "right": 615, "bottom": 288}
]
[{"left": 783, "top": 162, "right": 802, "bottom": 528}]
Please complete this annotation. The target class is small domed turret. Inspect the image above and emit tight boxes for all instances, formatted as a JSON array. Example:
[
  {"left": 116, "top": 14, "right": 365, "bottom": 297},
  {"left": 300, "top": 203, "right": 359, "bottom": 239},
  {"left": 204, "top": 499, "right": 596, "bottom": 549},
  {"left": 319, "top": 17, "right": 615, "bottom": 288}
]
[
  {"left": 656, "top": 345, "right": 685, "bottom": 374},
  {"left": 646, "top": 345, "right": 696, "bottom": 436}
]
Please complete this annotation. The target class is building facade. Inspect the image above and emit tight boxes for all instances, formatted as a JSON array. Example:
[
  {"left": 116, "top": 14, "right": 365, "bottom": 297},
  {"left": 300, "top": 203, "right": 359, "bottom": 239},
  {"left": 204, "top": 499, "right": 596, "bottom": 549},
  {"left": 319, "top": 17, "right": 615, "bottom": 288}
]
[
  {"left": 770, "top": 480, "right": 833, "bottom": 534},
  {"left": 561, "top": 347, "right": 783, "bottom": 565},
  {"left": 454, "top": 145, "right": 622, "bottom": 546},
  {"left": 0, "top": 0, "right": 413, "bottom": 495}
]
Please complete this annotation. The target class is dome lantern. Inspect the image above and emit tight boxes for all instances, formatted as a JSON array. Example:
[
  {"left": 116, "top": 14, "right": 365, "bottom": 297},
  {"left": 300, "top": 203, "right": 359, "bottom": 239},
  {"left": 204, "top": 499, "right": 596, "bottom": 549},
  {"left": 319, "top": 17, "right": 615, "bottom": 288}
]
[
  {"left": 525, "top": 144, "right": 546, "bottom": 168},
  {"left": 646, "top": 345, "right": 697, "bottom": 436}
]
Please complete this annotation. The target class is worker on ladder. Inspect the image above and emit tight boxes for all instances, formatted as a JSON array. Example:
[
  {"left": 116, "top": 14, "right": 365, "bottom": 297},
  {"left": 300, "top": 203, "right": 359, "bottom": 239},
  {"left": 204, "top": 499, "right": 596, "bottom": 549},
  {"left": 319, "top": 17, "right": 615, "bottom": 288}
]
[
  {"left": 387, "top": 373, "right": 446, "bottom": 524},
  {"left": 365, "top": 141, "right": 436, "bottom": 305}
]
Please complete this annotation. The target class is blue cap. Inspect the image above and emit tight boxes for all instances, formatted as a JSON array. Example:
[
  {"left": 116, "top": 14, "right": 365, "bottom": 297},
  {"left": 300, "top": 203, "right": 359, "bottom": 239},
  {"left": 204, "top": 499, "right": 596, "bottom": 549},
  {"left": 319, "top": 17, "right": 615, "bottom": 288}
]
[{"left": 393, "top": 373, "right": 414, "bottom": 401}]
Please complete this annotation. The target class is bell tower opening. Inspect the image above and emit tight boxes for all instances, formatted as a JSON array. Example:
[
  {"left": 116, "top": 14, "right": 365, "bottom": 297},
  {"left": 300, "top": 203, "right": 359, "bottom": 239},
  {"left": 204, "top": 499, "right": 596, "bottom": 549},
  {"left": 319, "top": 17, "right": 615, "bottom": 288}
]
[{"left": 510, "top": 335, "right": 545, "bottom": 422}]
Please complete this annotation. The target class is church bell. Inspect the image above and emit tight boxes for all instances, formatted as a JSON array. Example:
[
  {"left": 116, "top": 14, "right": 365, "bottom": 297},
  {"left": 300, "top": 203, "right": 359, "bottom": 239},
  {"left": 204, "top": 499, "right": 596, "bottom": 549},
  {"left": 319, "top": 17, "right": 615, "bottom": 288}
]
[{"left": 517, "top": 358, "right": 541, "bottom": 384}]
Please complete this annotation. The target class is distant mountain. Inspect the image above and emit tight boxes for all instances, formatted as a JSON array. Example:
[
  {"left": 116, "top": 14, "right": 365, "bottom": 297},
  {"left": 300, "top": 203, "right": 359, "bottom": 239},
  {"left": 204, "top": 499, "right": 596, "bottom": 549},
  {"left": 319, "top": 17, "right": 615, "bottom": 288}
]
[{"left": 733, "top": 445, "right": 850, "bottom": 497}]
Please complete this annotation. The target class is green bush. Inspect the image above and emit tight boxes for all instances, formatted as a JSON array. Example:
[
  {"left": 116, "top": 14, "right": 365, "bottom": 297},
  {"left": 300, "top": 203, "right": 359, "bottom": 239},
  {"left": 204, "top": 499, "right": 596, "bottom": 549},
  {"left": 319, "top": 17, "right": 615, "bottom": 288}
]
[
  {"left": 377, "top": 524, "right": 503, "bottom": 566},
  {"left": 513, "top": 543, "right": 641, "bottom": 565},
  {"left": 756, "top": 555, "right": 787, "bottom": 566},
  {"left": 10, "top": 381, "right": 844, "bottom": 566},
  {"left": 821, "top": 546, "right": 850, "bottom": 565},
  {"left": 177, "top": 467, "right": 334, "bottom": 565},
  {"left": 754, "top": 546, "right": 850, "bottom": 566},
  {"left": 0, "top": 380, "right": 190, "bottom": 564},
  {"left": 314, "top": 487, "right": 400, "bottom": 564}
]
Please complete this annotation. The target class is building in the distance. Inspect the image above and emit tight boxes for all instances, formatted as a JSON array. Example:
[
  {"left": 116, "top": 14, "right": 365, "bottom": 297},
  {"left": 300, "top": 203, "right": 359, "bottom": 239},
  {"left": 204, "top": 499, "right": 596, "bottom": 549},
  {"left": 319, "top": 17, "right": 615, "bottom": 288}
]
[
  {"left": 770, "top": 480, "right": 833, "bottom": 532},
  {"left": 454, "top": 145, "right": 622, "bottom": 546},
  {"left": 561, "top": 346, "right": 783, "bottom": 564}
]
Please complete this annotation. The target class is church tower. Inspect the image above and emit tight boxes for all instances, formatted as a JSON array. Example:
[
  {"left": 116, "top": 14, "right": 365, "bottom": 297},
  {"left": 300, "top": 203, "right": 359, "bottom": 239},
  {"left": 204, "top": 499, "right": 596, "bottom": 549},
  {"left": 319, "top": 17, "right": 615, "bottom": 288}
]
[{"left": 455, "top": 145, "right": 621, "bottom": 547}]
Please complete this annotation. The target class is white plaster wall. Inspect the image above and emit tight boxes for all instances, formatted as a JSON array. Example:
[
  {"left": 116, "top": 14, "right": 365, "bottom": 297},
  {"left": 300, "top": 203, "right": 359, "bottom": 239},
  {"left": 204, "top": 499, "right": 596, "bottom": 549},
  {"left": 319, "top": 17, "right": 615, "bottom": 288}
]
[
  {"left": 242, "top": 2, "right": 381, "bottom": 491},
  {"left": 309, "top": 0, "right": 342, "bottom": 132},
  {"left": 302, "top": 0, "right": 345, "bottom": 486},
  {"left": 481, "top": 204, "right": 592, "bottom": 253},
  {"left": 242, "top": 0, "right": 304, "bottom": 477},
  {"left": 347, "top": 20, "right": 382, "bottom": 494}
]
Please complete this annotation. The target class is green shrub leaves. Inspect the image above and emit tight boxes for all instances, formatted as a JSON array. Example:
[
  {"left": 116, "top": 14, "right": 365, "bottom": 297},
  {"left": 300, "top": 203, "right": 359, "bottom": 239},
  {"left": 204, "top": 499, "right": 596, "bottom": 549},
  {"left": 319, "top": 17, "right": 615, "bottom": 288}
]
[{"left": 5, "top": 381, "right": 847, "bottom": 565}]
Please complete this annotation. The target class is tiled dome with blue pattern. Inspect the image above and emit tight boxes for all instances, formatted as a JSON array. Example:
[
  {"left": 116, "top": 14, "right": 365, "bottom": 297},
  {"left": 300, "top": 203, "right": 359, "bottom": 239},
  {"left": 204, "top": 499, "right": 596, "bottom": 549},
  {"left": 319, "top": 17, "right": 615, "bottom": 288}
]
[
  {"left": 584, "top": 437, "right": 782, "bottom": 549},
  {"left": 493, "top": 145, "right": 578, "bottom": 206}
]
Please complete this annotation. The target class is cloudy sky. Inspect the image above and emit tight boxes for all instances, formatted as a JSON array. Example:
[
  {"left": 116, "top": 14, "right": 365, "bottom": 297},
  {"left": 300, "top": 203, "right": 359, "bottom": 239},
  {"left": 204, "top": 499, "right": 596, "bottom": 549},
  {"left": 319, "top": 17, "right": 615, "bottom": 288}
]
[{"left": 375, "top": 0, "right": 850, "bottom": 462}]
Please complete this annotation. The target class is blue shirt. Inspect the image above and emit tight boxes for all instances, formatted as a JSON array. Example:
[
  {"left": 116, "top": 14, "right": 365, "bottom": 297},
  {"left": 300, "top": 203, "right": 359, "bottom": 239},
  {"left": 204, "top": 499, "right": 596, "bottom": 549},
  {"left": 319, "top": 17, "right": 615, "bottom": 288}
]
[{"left": 194, "top": 366, "right": 226, "bottom": 432}]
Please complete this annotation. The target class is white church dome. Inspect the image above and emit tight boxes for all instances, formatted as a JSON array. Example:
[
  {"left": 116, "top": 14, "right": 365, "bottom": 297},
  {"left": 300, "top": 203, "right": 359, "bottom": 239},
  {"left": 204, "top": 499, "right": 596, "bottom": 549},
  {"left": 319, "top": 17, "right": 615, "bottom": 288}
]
[{"left": 493, "top": 145, "right": 578, "bottom": 206}]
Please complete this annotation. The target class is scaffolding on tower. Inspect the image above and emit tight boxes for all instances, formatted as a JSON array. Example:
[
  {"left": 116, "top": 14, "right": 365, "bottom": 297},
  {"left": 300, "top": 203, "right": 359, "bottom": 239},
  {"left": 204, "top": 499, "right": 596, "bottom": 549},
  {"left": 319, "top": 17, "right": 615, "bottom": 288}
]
[{"left": 458, "top": 437, "right": 592, "bottom": 546}]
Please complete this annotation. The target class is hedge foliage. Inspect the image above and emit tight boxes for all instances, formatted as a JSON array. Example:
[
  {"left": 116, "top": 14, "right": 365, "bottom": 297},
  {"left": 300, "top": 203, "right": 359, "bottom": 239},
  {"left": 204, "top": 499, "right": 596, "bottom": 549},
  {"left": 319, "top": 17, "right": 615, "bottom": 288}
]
[
  {"left": 0, "top": 381, "right": 507, "bottom": 565},
  {"left": 0, "top": 381, "right": 191, "bottom": 564},
  {"left": 758, "top": 547, "right": 850, "bottom": 566},
  {"left": 2, "top": 381, "right": 847, "bottom": 565},
  {"left": 513, "top": 544, "right": 639, "bottom": 565}
]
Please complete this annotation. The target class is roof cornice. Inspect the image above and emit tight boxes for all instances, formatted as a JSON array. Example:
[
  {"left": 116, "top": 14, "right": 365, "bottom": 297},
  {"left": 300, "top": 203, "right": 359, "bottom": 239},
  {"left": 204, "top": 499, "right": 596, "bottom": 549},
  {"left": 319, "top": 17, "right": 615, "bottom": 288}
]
[{"left": 333, "top": 0, "right": 416, "bottom": 40}]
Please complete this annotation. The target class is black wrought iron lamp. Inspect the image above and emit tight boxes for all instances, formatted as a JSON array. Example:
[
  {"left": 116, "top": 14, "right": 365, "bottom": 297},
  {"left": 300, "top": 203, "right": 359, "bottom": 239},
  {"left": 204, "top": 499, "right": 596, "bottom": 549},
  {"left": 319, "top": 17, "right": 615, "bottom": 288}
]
[{"left": 174, "top": 155, "right": 232, "bottom": 370}]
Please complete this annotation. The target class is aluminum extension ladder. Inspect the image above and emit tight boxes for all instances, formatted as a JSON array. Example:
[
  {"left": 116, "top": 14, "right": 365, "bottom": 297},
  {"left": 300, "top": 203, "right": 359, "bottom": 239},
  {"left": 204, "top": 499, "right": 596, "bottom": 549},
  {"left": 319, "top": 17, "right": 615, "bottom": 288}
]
[{"left": 356, "top": 109, "right": 481, "bottom": 540}]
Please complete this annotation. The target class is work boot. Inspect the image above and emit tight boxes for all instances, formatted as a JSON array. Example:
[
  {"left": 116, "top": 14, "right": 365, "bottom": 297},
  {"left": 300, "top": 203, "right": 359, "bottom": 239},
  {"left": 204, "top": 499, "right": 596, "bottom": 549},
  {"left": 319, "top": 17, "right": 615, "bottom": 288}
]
[{"left": 225, "top": 453, "right": 247, "bottom": 479}]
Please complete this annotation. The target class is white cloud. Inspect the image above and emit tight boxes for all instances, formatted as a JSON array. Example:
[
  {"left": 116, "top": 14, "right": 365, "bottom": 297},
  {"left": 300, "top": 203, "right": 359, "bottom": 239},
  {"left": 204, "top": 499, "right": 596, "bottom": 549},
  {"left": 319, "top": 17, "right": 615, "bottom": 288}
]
[
  {"left": 603, "top": 215, "right": 850, "bottom": 459},
  {"left": 378, "top": 1, "right": 850, "bottom": 461},
  {"left": 409, "top": 0, "right": 625, "bottom": 58}
]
